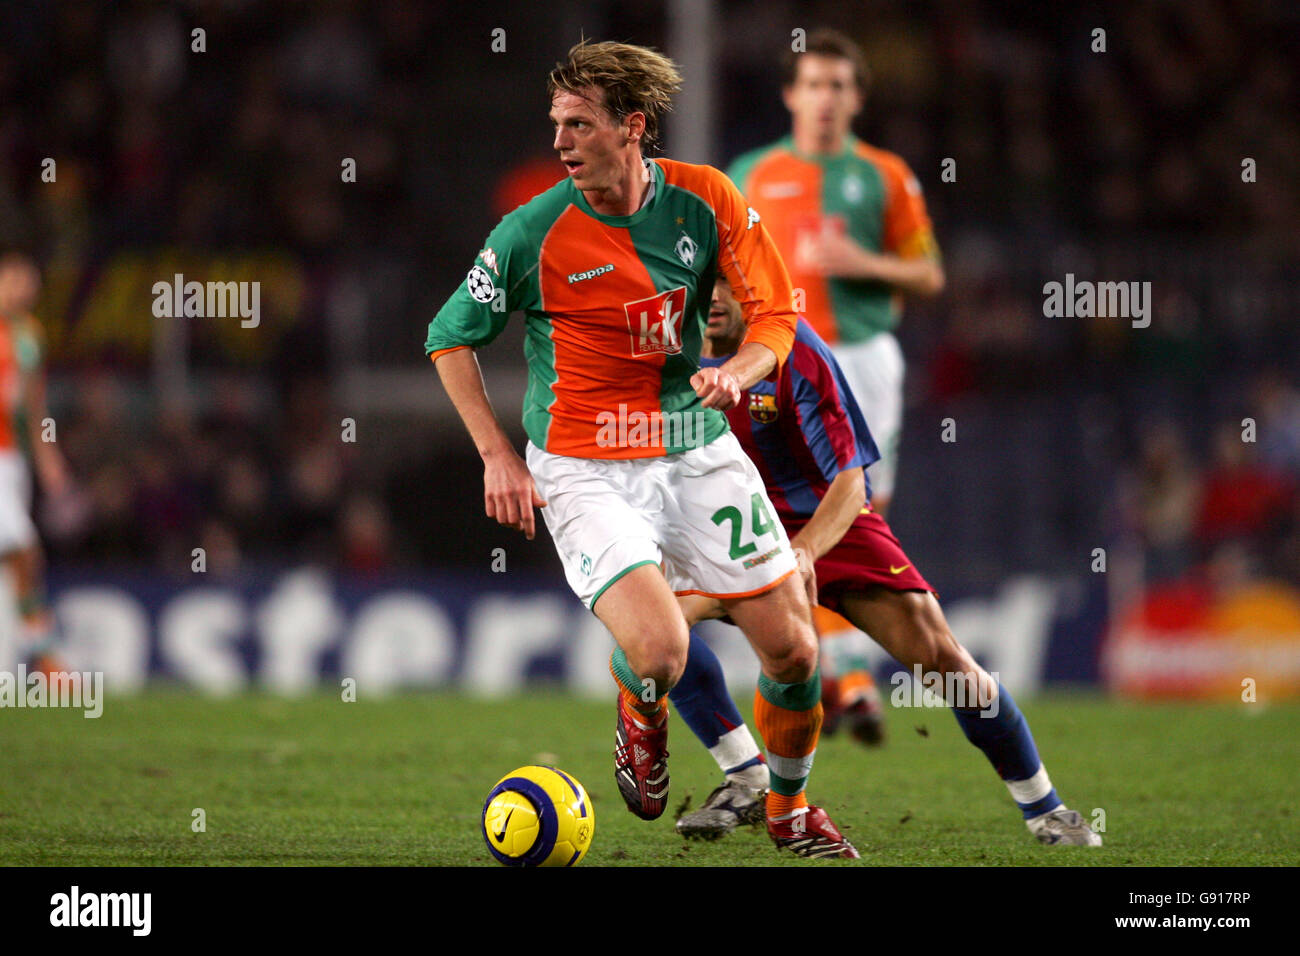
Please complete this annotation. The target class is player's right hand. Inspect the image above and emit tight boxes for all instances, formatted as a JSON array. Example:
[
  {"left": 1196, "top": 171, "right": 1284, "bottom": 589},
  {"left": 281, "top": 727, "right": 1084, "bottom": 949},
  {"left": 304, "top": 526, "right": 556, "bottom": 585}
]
[
  {"left": 691, "top": 366, "right": 742, "bottom": 410},
  {"left": 482, "top": 449, "right": 547, "bottom": 540}
]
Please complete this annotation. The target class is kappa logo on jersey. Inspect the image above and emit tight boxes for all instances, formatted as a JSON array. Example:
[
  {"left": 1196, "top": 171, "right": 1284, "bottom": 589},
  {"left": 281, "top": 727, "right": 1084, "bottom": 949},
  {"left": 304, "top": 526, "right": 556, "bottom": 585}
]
[
  {"left": 479, "top": 247, "right": 499, "bottom": 276},
  {"left": 747, "top": 206, "right": 761, "bottom": 229},
  {"left": 748, "top": 392, "right": 779, "bottom": 424},
  {"left": 568, "top": 263, "right": 615, "bottom": 284},
  {"left": 466, "top": 265, "right": 496, "bottom": 303},
  {"left": 674, "top": 233, "right": 698, "bottom": 267},
  {"left": 624, "top": 286, "right": 687, "bottom": 357}
]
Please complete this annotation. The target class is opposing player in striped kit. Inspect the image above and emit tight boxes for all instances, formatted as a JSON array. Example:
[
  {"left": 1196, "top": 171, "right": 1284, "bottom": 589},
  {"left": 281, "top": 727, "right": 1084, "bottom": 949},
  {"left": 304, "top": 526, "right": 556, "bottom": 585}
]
[
  {"left": 670, "top": 276, "right": 1101, "bottom": 848},
  {"left": 426, "top": 41, "right": 856, "bottom": 857}
]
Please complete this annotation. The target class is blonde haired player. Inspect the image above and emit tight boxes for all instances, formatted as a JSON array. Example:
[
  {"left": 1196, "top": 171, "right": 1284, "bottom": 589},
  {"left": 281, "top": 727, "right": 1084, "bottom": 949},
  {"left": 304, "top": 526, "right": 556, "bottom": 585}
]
[
  {"left": 427, "top": 41, "right": 857, "bottom": 857},
  {"left": 0, "top": 251, "right": 70, "bottom": 673}
]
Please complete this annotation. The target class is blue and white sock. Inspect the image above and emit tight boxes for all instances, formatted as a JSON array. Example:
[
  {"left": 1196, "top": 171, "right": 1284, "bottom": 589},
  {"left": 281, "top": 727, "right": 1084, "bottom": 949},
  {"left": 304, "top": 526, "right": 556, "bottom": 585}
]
[
  {"left": 670, "top": 629, "right": 766, "bottom": 787},
  {"left": 951, "top": 682, "right": 1062, "bottom": 819}
]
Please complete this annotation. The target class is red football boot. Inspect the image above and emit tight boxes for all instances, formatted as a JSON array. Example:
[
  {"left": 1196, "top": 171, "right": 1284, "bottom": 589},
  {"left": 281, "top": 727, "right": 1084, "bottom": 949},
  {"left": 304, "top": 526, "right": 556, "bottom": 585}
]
[
  {"left": 613, "top": 696, "right": 670, "bottom": 820},
  {"left": 767, "top": 804, "right": 860, "bottom": 859}
]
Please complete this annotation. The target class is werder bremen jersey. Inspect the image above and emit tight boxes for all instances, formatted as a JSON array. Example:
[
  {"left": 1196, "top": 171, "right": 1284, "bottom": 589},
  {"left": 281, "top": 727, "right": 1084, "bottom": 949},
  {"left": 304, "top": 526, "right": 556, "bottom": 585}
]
[
  {"left": 426, "top": 158, "right": 800, "bottom": 459},
  {"left": 727, "top": 134, "right": 939, "bottom": 346},
  {"left": 0, "top": 316, "right": 41, "bottom": 452}
]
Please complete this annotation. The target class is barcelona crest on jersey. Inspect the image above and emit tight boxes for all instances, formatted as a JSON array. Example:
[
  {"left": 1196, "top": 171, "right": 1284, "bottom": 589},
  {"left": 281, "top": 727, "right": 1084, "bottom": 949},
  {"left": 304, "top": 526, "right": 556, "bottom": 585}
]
[{"left": 749, "top": 392, "right": 778, "bottom": 424}]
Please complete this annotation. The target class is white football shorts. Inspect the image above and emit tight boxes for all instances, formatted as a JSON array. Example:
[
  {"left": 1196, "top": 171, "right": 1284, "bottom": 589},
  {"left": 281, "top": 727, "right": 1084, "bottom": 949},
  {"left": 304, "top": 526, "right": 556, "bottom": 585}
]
[
  {"left": 526, "top": 431, "right": 797, "bottom": 611},
  {"left": 0, "top": 450, "right": 36, "bottom": 555},
  {"left": 831, "top": 331, "right": 905, "bottom": 502}
]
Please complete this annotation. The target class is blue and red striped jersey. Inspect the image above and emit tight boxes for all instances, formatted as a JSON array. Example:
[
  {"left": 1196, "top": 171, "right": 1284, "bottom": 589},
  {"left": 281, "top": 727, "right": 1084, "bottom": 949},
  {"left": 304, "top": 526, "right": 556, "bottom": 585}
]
[{"left": 701, "top": 319, "right": 879, "bottom": 517}]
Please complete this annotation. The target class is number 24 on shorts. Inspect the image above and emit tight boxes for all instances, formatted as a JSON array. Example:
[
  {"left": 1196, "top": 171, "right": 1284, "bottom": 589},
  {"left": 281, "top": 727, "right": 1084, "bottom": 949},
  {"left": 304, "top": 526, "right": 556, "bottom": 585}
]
[{"left": 711, "top": 494, "right": 779, "bottom": 560}]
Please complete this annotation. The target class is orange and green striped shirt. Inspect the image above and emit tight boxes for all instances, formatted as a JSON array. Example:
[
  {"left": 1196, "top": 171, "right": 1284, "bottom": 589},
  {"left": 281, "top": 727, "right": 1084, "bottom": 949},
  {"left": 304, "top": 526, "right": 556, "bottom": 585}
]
[
  {"left": 0, "top": 315, "right": 41, "bottom": 451},
  {"left": 426, "top": 158, "right": 800, "bottom": 459},
  {"left": 727, "top": 134, "right": 938, "bottom": 345}
]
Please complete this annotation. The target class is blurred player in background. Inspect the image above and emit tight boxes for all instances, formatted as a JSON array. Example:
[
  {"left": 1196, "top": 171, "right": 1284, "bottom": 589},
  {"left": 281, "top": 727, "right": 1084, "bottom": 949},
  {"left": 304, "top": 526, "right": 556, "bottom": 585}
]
[
  {"left": 0, "top": 251, "right": 69, "bottom": 674},
  {"left": 670, "top": 276, "right": 1100, "bottom": 848},
  {"left": 426, "top": 41, "right": 858, "bottom": 857},
  {"left": 727, "top": 28, "right": 945, "bottom": 735}
]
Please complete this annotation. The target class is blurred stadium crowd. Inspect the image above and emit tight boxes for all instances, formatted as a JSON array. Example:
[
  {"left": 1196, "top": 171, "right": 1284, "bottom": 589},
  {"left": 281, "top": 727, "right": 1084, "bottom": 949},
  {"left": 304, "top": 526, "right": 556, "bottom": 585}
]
[{"left": 0, "top": 0, "right": 1296, "bottom": 590}]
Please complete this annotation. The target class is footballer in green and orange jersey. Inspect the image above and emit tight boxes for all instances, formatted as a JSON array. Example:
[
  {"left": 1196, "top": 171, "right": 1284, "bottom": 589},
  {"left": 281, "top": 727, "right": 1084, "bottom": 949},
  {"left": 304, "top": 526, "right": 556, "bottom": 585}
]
[
  {"left": 427, "top": 40, "right": 858, "bottom": 860},
  {"left": 0, "top": 251, "right": 72, "bottom": 675}
]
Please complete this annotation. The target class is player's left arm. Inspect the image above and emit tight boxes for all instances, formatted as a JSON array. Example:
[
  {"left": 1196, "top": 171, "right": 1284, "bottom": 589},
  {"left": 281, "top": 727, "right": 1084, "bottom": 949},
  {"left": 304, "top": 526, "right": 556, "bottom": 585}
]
[
  {"left": 19, "top": 321, "right": 69, "bottom": 496},
  {"left": 822, "top": 244, "right": 944, "bottom": 296},
  {"left": 693, "top": 169, "right": 800, "bottom": 409},
  {"left": 816, "top": 157, "right": 944, "bottom": 296},
  {"left": 786, "top": 337, "right": 876, "bottom": 562},
  {"left": 789, "top": 467, "right": 866, "bottom": 563}
]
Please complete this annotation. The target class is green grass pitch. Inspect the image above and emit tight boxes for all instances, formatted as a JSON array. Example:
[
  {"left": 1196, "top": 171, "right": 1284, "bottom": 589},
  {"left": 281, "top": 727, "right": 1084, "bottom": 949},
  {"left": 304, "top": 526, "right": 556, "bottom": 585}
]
[{"left": 1, "top": 690, "right": 1296, "bottom": 866}]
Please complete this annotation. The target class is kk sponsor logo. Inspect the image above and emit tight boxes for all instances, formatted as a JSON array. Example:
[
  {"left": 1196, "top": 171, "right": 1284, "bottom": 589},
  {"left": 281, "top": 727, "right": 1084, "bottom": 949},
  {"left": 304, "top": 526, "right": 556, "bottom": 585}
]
[{"left": 624, "top": 286, "right": 687, "bottom": 357}]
